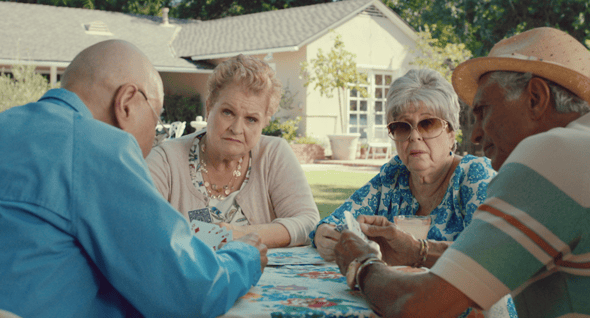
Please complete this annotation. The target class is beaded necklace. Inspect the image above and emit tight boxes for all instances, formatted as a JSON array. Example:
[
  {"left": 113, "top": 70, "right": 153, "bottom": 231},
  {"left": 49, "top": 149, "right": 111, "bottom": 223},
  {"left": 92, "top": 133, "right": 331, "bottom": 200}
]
[{"left": 198, "top": 137, "right": 244, "bottom": 200}]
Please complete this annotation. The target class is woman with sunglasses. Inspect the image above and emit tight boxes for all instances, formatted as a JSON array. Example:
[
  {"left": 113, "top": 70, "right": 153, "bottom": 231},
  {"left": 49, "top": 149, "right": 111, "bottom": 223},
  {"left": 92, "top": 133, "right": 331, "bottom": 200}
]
[
  {"left": 311, "top": 68, "right": 497, "bottom": 265},
  {"left": 310, "top": 69, "right": 516, "bottom": 317}
]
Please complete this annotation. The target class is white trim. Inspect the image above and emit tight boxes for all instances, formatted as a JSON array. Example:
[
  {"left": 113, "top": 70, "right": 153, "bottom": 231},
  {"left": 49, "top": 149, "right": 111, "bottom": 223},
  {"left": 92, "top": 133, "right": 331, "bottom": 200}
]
[
  {"left": 295, "top": 1, "right": 373, "bottom": 49},
  {"left": 371, "top": 0, "right": 418, "bottom": 41},
  {"left": 0, "top": 59, "right": 206, "bottom": 74},
  {"left": 0, "top": 59, "right": 69, "bottom": 68},
  {"left": 190, "top": 46, "right": 299, "bottom": 61}
]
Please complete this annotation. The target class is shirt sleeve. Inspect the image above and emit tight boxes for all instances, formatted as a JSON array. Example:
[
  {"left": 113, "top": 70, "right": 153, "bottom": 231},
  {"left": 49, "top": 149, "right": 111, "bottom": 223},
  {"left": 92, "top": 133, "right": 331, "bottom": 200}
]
[
  {"left": 71, "top": 124, "right": 261, "bottom": 317},
  {"left": 310, "top": 171, "right": 384, "bottom": 247},
  {"left": 265, "top": 138, "right": 321, "bottom": 246}
]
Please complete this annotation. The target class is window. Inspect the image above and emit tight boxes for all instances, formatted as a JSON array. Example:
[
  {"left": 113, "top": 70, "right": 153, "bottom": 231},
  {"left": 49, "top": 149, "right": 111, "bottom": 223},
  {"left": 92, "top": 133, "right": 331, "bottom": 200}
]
[{"left": 348, "top": 71, "right": 395, "bottom": 141}]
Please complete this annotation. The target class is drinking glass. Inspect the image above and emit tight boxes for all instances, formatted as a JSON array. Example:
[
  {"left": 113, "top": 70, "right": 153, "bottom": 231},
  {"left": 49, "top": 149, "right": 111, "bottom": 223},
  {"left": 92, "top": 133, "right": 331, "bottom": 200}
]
[{"left": 393, "top": 215, "right": 431, "bottom": 240}]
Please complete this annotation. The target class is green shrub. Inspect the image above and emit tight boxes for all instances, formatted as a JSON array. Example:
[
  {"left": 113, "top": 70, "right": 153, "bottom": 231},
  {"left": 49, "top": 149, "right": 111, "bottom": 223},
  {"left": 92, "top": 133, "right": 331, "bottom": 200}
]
[
  {"left": 293, "top": 135, "right": 321, "bottom": 145},
  {"left": 162, "top": 94, "right": 203, "bottom": 135},
  {"left": 0, "top": 64, "right": 56, "bottom": 113},
  {"left": 262, "top": 116, "right": 301, "bottom": 142}
]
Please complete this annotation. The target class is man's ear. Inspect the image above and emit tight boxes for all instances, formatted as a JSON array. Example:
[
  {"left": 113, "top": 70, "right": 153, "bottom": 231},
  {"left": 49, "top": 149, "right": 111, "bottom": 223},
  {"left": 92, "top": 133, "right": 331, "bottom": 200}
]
[
  {"left": 527, "top": 77, "right": 552, "bottom": 120},
  {"left": 113, "top": 83, "right": 139, "bottom": 130}
]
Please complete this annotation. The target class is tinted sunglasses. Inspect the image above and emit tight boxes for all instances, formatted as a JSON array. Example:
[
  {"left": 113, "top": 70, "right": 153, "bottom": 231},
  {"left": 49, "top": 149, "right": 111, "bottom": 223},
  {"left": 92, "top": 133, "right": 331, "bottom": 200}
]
[{"left": 387, "top": 117, "right": 448, "bottom": 141}]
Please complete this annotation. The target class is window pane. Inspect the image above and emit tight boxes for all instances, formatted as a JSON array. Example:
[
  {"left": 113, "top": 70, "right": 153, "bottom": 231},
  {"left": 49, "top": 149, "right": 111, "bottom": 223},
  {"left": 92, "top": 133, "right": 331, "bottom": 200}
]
[
  {"left": 385, "top": 75, "right": 392, "bottom": 85},
  {"left": 375, "top": 101, "right": 382, "bottom": 112},
  {"left": 360, "top": 114, "right": 367, "bottom": 125},
  {"left": 384, "top": 88, "right": 388, "bottom": 99},
  {"left": 350, "top": 88, "right": 358, "bottom": 97},
  {"left": 375, "top": 114, "right": 383, "bottom": 125},
  {"left": 375, "top": 74, "right": 382, "bottom": 85},
  {"left": 360, "top": 100, "right": 367, "bottom": 111},
  {"left": 349, "top": 114, "right": 357, "bottom": 125},
  {"left": 375, "top": 88, "right": 382, "bottom": 99},
  {"left": 350, "top": 100, "right": 357, "bottom": 111},
  {"left": 349, "top": 127, "right": 358, "bottom": 133}
]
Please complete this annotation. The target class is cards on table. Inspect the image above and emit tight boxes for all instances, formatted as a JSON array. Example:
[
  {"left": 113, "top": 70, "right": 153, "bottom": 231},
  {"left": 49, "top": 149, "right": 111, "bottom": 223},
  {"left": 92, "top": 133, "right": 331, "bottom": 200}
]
[
  {"left": 335, "top": 211, "right": 370, "bottom": 243},
  {"left": 189, "top": 219, "right": 233, "bottom": 251}
]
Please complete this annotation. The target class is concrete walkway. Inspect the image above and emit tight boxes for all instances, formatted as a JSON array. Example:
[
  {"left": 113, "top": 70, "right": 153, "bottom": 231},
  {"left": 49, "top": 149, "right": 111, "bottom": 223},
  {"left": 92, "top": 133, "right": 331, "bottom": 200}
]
[{"left": 300, "top": 156, "right": 392, "bottom": 173}]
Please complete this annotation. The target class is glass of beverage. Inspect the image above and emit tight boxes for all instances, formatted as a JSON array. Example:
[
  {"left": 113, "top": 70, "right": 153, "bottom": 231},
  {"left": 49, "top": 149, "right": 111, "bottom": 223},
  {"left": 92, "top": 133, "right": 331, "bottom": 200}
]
[{"left": 393, "top": 215, "right": 431, "bottom": 240}]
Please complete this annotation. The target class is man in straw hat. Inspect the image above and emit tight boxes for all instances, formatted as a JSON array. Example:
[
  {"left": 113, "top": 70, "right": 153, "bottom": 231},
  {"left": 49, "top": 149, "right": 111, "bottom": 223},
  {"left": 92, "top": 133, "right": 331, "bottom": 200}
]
[{"left": 332, "top": 27, "right": 590, "bottom": 317}]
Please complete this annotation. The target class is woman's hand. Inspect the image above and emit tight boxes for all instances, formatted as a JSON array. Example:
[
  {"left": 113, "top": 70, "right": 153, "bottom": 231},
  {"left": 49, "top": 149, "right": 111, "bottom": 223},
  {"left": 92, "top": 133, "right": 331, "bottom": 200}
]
[
  {"left": 218, "top": 222, "right": 247, "bottom": 239},
  {"left": 358, "top": 215, "right": 421, "bottom": 266},
  {"left": 235, "top": 232, "right": 268, "bottom": 273},
  {"left": 334, "top": 230, "right": 380, "bottom": 276},
  {"left": 314, "top": 224, "right": 341, "bottom": 261}
]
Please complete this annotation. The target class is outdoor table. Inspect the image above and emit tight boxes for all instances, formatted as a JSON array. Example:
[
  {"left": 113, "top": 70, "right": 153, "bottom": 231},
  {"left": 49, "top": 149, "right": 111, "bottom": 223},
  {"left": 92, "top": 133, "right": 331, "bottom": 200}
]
[
  {"left": 220, "top": 246, "right": 378, "bottom": 317},
  {"left": 220, "top": 246, "right": 513, "bottom": 318}
]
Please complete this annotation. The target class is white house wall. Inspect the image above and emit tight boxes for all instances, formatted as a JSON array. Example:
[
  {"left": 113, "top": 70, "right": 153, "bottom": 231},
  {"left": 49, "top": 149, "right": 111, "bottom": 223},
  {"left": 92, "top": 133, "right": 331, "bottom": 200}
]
[{"left": 302, "top": 12, "right": 418, "bottom": 151}]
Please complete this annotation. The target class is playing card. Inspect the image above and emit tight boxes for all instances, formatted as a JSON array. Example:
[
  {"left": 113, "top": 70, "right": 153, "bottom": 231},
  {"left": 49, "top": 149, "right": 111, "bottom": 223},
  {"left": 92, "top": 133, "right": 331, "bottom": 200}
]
[
  {"left": 189, "top": 219, "right": 233, "bottom": 251},
  {"left": 188, "top": 208, "right": 212, "bottom": 223},
  {"left": 340, "top": 211, "right": 370, "bottom": 243}
]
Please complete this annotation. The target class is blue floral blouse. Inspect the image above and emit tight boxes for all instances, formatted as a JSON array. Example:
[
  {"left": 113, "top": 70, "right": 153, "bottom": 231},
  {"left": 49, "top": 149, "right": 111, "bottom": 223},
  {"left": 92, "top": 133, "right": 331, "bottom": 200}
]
[{"left": 310, "top": 154, "right": 497, "bottom": 245}]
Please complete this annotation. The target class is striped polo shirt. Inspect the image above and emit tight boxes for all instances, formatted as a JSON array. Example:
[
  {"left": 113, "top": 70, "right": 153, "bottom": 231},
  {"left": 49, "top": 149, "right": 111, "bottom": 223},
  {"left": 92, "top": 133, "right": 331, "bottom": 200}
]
[{"left": 431, "top": 112, "right": 590, "bottom": 318}]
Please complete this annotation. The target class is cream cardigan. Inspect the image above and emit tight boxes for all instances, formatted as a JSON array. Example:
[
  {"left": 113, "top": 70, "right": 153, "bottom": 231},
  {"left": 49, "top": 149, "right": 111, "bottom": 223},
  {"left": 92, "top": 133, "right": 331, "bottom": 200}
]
[{"left": 146, "top": 132, "right": 320, "bottom": 246}]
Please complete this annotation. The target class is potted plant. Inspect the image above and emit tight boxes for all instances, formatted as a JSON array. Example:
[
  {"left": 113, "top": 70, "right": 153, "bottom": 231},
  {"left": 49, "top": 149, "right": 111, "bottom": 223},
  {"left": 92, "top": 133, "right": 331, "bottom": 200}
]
[{"left": 300, "top": 32, "right": 368, "bottom": 160}]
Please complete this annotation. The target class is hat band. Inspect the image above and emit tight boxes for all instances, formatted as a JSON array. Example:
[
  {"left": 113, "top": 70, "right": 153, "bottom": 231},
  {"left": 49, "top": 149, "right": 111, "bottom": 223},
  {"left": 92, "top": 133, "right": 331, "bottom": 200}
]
[{"left": 496, "top": 53, "right": 567, "bottom": 68}]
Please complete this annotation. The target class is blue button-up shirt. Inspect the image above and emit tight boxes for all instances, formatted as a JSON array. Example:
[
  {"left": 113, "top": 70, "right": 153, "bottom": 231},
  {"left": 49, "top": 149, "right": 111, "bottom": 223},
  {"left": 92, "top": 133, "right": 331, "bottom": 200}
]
[{"left": 0, "top": 89, "right": 261, "bottom": 317}]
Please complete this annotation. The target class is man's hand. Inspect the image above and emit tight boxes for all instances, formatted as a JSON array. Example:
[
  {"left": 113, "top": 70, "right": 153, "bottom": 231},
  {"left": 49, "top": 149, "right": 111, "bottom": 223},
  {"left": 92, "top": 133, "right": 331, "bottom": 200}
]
[
  {"left": 236, "top": 233, "right": 268, "bottom": 273},
  {"left": 314, "top": 224, "right": 341, "bottom": 261},
  {"left": 358, "top": 215, "right": 421, "bottom": 266},
  {"left": 334, "top": 230, "right": 379, "bottom": 276}
]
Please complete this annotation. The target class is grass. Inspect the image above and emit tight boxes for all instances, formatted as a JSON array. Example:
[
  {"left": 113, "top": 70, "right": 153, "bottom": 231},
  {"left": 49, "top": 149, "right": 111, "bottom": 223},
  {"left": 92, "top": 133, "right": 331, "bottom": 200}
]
[{"left": 304, "top": 170, "right": 376, "bottom": 219}]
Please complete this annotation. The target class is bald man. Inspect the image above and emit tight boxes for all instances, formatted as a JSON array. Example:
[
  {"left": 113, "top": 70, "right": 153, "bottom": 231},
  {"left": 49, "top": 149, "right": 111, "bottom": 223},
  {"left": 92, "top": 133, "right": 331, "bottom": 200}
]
[{"left": 0, "top": 40, "right": 267, "bottom": 317}]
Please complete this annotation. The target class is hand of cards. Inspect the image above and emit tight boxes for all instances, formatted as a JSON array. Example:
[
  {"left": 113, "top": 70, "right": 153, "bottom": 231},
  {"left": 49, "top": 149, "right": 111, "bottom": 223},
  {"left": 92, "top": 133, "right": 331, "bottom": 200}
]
[
  {"left": 189, "top": 220, "right": 233, "bottom": 251},
  {"left": 336, "top": 211, "right": 382, "bottom": 260},
  {"left": 335, "top": 211, "right": 370, "bottom": 242}
]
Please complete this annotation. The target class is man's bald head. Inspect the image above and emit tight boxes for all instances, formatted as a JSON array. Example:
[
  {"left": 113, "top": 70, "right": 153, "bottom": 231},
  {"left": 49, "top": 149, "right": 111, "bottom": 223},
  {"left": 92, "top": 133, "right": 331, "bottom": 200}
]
[{"left": 62, "top": 40, "right": 163, "bottom": 125}]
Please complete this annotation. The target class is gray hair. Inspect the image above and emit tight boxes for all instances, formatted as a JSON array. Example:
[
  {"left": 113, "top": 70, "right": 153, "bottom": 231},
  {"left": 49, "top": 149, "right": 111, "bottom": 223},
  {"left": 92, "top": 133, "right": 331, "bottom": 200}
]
[
  {"left": 488, "top": 71, "right": 590, "bottom": 115},
  {"left": 386, "top": 69, "right": 460, "bottom": 131}
]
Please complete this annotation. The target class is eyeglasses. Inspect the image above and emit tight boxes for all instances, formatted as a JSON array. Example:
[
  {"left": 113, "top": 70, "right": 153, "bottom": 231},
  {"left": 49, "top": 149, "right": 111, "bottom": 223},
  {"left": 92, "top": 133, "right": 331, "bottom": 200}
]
[
  {"left": 387, "top": 117, "right": 448, "bottom": 141},
  {"left": 137, "top": 89, "right": 169, "bottom": 139}
]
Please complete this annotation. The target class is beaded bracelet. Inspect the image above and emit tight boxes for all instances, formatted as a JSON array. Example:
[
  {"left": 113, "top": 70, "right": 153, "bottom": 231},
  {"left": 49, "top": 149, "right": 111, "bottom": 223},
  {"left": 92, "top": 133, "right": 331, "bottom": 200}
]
[{"left": 412, "top": 239, "right": 429, "bottom": 268}]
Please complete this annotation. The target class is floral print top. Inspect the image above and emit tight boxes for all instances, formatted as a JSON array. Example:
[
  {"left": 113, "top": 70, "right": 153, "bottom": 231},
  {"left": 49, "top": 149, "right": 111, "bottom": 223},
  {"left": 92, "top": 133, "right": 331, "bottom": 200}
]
[
  {"left": 310, "top": 154, "right": 497, "bottom": 245},
  {"left": 187, "top": 133, "right": 251, "bottom": 225}
]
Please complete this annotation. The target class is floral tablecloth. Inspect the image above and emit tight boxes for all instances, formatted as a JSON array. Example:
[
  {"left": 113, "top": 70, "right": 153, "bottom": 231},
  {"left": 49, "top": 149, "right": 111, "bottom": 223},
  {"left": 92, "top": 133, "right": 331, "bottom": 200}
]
[
  {"left": 220, "top": 246, "right": 515, "bottom": 318},
  {"left": 220, "top": 246, "right": 378, "bottom": 318}
]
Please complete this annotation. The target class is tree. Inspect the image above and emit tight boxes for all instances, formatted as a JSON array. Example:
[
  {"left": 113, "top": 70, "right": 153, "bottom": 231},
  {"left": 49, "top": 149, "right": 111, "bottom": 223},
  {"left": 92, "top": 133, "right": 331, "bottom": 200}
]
[
  {"left": 0, "top": 64, "right": 56, "bottom": 113},
  {"left": 7, "top": 0, "right": 173, "bottom": 16},
  {"left": 172, "top": 0, "right": 334, "bottom": 20},
  {"left": 300, "top": 33, "right": 368, "bottom": 133},
  {"left": 409, "top": 25, "right": 472, "bottom": 83},
  {"left": 383, "top": 0, "right": 590, "bottom": 57}
]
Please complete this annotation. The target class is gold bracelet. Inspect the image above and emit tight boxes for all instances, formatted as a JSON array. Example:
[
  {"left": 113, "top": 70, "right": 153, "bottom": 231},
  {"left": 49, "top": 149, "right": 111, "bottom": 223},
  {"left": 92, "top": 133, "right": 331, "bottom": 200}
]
[
  {"left": 412, "top": 239, "right": 429, "bottom": 268},
  {"left": 355, "top": 257, "right": 385, "bottom": 293}
]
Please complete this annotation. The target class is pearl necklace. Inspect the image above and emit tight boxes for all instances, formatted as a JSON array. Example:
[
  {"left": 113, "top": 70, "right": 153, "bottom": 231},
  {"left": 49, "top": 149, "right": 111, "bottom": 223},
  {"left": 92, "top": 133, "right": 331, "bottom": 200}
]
[{"left": 198, "top": 139, "right": 243, "bottom": 200}]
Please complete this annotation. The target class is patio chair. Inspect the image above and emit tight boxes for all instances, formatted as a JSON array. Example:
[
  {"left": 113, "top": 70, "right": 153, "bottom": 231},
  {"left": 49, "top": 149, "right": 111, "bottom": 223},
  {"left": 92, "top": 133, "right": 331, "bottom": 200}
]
[
  {"left": 168, "top": 121, "right": 186, "bottom": 139},
  {"left": 366, "top": 127, "right": 393, "bottom": 159}
]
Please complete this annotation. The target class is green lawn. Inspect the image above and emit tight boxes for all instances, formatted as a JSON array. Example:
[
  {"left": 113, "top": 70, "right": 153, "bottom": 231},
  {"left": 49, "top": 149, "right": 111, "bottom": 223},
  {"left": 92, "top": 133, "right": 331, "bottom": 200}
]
[{"left": 304, "top": 170, "right": 376, "bottom": 219}]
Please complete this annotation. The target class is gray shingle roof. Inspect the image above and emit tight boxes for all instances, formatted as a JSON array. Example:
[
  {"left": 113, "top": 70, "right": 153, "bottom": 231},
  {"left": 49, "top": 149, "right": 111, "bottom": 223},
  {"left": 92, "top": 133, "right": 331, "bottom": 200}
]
[
  {"left": 0, "top": 2, "right": 198, "bottom": 71},
  {"left": 172, "top": 0, "right": 377, "bottom": 59}
]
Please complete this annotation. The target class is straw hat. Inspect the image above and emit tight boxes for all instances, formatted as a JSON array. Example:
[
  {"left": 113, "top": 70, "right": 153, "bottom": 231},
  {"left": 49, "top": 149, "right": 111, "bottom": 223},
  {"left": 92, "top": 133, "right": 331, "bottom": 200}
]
[{"left": 452, "top": 27, "right": 590, "bottom": 106}]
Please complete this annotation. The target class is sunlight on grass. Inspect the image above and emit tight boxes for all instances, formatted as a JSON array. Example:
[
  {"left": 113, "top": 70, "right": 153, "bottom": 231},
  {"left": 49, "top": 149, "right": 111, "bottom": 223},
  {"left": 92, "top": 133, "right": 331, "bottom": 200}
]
[{"left": 304, "top": 170, "right": 376, "bottom": 219}]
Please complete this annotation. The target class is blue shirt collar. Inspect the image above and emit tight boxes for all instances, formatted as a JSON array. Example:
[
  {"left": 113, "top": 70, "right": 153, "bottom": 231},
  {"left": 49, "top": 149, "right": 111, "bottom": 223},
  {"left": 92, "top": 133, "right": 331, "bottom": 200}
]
[{"left": 39, "top": 88, "right": 94, "bottom": 119}]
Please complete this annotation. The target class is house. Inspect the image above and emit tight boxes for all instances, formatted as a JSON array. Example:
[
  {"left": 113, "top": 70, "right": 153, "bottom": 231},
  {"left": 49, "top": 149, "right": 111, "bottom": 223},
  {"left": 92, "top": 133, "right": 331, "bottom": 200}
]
[{"left": 0, "top": 0, "right": 419, "bottom": 150}]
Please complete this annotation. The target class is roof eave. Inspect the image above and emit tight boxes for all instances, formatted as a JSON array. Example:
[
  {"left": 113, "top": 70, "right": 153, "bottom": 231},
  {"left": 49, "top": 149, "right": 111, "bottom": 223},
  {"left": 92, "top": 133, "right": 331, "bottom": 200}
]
[{"left": 189, "top": 45, "right": 300, "bottom": 61}]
